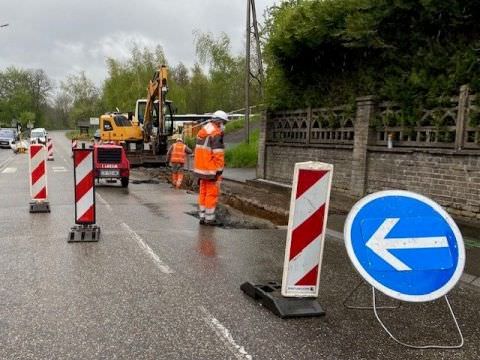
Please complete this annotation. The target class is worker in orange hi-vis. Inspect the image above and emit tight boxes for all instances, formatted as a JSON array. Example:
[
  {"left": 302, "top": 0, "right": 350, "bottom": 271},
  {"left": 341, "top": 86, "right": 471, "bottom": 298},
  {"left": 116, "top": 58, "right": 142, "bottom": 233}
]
[
  {"left": 193, "top": 110, "right": 229, "bottom": 226},
  {"left": 166, "top": 135, "right": 192, "bottom": 189}
]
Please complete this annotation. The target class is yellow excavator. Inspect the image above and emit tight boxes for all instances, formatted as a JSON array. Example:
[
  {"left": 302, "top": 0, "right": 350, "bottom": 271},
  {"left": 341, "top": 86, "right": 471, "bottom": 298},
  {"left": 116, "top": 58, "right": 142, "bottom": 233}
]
[{"left": 99, "top": 65, "right": 175, "bottom": 165}]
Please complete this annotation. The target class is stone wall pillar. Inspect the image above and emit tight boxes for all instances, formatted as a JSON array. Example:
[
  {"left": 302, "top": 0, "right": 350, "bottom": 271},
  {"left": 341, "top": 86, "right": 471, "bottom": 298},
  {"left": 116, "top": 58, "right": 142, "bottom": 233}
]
[
  {"left": 455, "top": 84, "right": 469, "bottom": 150},
  {"left": 350, "top": 96, "right": 376, "bottom": 197},
  {"left": 256, "top": 110, "right": 267, "bottom": 179}
]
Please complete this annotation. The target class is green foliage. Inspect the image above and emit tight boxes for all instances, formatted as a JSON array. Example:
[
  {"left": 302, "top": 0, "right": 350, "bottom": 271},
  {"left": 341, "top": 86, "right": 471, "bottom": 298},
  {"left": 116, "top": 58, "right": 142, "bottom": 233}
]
[
  {"left": 60, "top": 71, "right": 103, "bottom": 128},
  {"left": 65, "top": 129, "right": 95, "bottom": 140},
  {"left": 224, "top": 115, "right": 260, "bottom": 134},
  {"left": 0, "top": 67, "right": 51, "bottom": 128},
  {"left": 264, "top": 0, "right": 480, "bottom": 111},
  {"left": 225, "top": 130, "right": 259, "bottom": 168},
  {"left": 224, "top": 118, "right": 245, "bottom": 134},
  {"left": 183, "top": 136, "right": 196, "bottom": 150}
]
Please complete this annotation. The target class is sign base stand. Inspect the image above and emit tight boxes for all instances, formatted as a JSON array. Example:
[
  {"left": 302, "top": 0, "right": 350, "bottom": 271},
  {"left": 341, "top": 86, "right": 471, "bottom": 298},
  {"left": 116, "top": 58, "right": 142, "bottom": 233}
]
[
  {"left": 240, "top": 281, "right": 325, "bottom": 319},
  {"left": 29, "top": 201, "right": 50, "bottom": 213},
  {"left": 343, "top": 280, "right": 400, "bottom": 310},
  {"left": 371, "top": 287, "right": 464, "bottom": 349},
  {"left": 68, "top": 225, "right": 101, "bottom": 242}
]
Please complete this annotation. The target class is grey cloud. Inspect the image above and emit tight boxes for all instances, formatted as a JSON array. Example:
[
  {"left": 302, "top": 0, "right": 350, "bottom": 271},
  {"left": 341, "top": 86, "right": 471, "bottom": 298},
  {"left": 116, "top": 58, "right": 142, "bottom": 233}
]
[{"left": 0, "top": 0, "right": 276, "bottom": 86}]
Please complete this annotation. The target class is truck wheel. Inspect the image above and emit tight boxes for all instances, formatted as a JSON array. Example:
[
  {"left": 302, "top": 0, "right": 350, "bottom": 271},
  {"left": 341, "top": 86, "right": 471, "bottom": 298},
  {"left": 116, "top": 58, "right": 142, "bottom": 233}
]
[{"left": 121, "top": 177, "right": 129, "bottom": 188}]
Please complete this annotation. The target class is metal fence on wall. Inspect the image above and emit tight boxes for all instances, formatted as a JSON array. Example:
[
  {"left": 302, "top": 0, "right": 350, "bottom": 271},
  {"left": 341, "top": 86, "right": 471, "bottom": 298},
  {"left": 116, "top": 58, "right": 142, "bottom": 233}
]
[{"left": 266, "top": 85, "right": 480, "bottom": 151}]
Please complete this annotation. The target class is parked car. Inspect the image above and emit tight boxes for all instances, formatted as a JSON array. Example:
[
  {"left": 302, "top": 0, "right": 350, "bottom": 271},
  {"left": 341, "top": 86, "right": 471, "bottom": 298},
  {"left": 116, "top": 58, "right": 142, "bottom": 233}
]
[
  {"left": 30, "top": 128, "right": 47, "bottom": 144},
  {"left": 93, "top": 129, "right": 101, "bottom": 141},
  {"left": 0, "top": 128, "right": 18, "bottom": 148}
]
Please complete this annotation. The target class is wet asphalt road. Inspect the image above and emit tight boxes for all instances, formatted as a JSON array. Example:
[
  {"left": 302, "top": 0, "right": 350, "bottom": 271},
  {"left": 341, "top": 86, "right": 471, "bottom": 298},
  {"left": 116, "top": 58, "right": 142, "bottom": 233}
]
[{"left": 0, "top": 131, "right": 479, "bottom": 359}]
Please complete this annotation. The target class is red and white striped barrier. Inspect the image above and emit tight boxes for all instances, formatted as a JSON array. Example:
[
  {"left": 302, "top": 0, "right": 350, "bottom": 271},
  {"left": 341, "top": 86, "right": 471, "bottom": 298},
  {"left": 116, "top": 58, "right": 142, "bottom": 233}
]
[
  {"left": 281, "top": 162, "right": 333, "bottom": 297},
  {"left": 73, "top": 148, "right": 95, "bottom": 224},
  {"left": 29, "top": 144, "right": 48, "bottom": 201},
  {"left": 47, "top": 137, "right": 54, "bottom": 161}
]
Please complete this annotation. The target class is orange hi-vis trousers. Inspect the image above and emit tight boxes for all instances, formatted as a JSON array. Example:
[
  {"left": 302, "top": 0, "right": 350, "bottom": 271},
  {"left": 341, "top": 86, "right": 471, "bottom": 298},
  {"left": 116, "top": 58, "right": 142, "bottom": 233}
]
[
  {"left": 198, "top": 178, "right": 221, "bottom": 221},
  {"left": 171, "top": 171, "right": 184, "bottom": 189}
]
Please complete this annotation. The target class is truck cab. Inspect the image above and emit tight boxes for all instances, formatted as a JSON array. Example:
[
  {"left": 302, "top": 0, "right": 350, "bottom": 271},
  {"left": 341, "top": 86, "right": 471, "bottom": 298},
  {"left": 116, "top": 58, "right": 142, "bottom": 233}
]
[
  {"left": 100, "top": 113, "right": 143, "bottom": 144},
  {"left": 94, "top": 143, "right": 130, "bottom": 187}
]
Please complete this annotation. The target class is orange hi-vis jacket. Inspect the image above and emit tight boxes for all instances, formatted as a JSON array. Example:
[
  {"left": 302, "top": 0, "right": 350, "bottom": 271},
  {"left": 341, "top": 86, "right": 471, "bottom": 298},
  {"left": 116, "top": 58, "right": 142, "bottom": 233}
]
[
  {"left": 170, "top": 142, "right": 187, "bottom": 164},
  {"left": 194, "top": 122, "right": 224, "bottom": 180}
]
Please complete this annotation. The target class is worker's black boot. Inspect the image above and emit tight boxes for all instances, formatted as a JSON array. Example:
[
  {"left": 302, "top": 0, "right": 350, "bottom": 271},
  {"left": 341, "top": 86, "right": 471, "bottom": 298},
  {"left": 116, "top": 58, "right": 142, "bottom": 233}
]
[
  {"left": 199, "top": 218, "right": 205, "bottom": 225},
  {"left": 204, "top": 219, "right": 223, "bottom": 227}
]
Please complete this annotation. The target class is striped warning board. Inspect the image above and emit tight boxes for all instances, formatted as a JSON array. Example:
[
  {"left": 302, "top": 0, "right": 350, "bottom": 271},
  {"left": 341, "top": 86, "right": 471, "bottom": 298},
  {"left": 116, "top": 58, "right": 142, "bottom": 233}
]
[
  {"left": 73, "top": 148, "right": 95, "bottom": 224},
  {"left": 47, "top": 137, "right": 54, "bottom": 161},
  {"left": 281, "top": 162, "right": 333, "bottom": 297},
  {"left": 29, "top": 144, "right": 48, "bottom": 201}
]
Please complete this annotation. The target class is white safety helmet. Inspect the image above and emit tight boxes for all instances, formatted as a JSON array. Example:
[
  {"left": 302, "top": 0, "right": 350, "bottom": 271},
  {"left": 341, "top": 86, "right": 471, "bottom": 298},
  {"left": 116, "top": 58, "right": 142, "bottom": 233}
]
[{"left": 212, "top": 110, "right": 229, "bottom": 123}]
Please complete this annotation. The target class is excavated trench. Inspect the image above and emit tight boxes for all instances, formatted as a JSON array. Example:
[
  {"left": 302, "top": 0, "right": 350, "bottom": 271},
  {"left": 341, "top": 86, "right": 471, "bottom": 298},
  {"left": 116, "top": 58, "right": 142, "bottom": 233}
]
[{"left": 130, "top": 167, "right": 277, "bottom": 229}]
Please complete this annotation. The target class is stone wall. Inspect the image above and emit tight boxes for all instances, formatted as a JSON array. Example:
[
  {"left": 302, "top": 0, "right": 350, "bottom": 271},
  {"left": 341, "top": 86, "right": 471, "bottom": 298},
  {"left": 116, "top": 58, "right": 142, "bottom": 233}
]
[
  {"left": 257, "top": 85, "right": 480, "bottom": 223},
  {"left": 264, "top": 144, "right": 353, "bottom": 192},
  {"left": 366, "top": 148, "right": 480, "bottom": 221}
]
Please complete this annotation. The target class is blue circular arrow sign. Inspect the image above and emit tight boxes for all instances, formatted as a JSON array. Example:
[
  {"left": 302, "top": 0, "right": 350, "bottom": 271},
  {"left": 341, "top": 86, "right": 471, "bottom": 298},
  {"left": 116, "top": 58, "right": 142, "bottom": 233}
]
[{"left": 344, "top": 190, "right": 465, "bottom": 302}]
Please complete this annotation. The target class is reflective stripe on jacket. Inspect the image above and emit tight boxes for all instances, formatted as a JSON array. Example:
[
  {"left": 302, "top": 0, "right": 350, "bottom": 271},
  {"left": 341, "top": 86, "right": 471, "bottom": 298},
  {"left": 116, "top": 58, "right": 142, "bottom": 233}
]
[
  {"left": 170, "top": 143, "right": 186, "bottom": 164},
  {"left": 193, "top": 122, "right": 224, "bottom": 180}
]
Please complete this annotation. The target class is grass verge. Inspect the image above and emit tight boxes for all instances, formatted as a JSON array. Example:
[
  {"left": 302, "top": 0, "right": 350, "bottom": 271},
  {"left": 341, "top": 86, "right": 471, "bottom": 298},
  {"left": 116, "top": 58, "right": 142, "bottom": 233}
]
[
  {"left": 225, "top": 130, "right": 259, "bottom": 168},
  {"left": 224, "top": 114, "right": 260, "bottom": 135}
]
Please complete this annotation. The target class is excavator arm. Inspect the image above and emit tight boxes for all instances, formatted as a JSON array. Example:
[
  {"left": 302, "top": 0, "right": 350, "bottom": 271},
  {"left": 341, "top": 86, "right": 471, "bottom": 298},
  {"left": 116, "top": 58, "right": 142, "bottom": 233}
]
[{"left": 143, "top": 65, "right": 169, "bottom": 143}]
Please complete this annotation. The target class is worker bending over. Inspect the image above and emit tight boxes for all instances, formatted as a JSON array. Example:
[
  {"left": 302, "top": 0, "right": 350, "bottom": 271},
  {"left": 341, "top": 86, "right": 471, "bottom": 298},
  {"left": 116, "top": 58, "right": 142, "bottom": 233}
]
[
  {"left": 193, "top": 110, "right": 229, "bottom": 226},
  {"left": 167, "top": 135, "right": 192, "bottom": 189}
]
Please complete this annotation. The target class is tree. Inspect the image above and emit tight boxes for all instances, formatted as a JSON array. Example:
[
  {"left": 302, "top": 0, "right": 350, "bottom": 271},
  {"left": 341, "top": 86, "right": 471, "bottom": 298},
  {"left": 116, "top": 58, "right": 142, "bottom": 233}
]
[
  {"left": 186, "top": 64, "right": 209, "bottom": 114},
  {"left": 263, "top": 0, "right": 480, "bottom": 110},
  {"left": 0, "top": 67, "right": 51, "bottom": 127},
  {"left": 61, "top": 71, "right": 101, "bottom": 127},
  {"left": 195, "top": 31, "right": 246, "bottom": 111}
]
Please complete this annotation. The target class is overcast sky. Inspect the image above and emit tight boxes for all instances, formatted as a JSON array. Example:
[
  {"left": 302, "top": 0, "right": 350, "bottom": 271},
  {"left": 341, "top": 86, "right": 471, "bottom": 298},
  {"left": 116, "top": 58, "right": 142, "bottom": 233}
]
[{"left": 0, "top": 0, "right": 277, "bottom": 86}]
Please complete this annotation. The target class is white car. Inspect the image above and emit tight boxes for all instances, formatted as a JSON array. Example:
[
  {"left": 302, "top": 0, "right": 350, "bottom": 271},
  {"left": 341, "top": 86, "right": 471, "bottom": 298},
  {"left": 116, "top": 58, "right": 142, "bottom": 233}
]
[{"left": 30, "top": 128, "right": 48, "bottom": 144}]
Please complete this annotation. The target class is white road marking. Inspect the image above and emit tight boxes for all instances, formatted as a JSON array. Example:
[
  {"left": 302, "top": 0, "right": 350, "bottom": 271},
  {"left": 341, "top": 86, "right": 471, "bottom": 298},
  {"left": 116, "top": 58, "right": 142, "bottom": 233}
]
[
  {"left": 52, "top": 166, "right": 67, "bottom": 173},
  {"left": 0, "top": 156, "right": 14, "bottom": 171},
  {"left": 96, "top": 193, "right": 113, "bottom": 211},
  {"left": 1, "top": 167, "right": 17, "bottom": 174},
  {"left": 121, "top": 222, "right": 174, "bottom": 274},
  {"left": 199, "top": 306, "right": 253, "bottom": 360}
]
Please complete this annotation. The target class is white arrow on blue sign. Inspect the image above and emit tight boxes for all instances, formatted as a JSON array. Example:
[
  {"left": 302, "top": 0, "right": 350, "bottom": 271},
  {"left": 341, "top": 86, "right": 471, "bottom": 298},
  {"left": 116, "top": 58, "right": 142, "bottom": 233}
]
[{"left": 344, "top": 190, "right": 465, "bottom": 302}]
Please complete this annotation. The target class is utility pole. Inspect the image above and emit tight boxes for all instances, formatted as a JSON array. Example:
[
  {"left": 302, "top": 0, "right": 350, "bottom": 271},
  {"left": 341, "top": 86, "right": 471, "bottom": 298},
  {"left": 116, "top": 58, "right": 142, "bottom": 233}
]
[
  {"left": 250, "top": 0, "right": 264, "bottom": 98},
  {"left": 245, "top": 0, "right": 251, "bottom": 144},
  {"left": 245, "top": 0, "right": 264, "bottom": 145}
]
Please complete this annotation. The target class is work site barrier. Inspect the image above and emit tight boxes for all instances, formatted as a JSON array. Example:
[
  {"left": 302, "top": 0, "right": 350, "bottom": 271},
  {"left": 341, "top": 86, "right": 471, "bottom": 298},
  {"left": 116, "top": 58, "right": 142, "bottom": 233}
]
[
  {"left": 29, "top": 143, "right": 50, "bottom": 213},
  {"left": 47, "top": 137, "right": 54, "bottom": 161},
  {"left": 69, "top": 147, "right": 100, "bottom": 242},
  {"left": 241, "top": 161, "right": 333, "bottom": 318}
]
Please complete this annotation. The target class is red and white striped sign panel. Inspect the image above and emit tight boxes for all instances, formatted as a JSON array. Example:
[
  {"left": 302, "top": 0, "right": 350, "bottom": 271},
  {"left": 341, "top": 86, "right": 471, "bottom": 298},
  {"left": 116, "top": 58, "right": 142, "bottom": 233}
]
[
  {"left": 73, "top": 148, "right": 95, "bottom": 224},
  {"left": 282, "top": 162, "right": 333, "bottom": 298},
  {"left": 29, "top": 144, "right": 48, "bottom": 201},
  {"left": 47, "top": 138, "right": 54, "bottom": 160}
]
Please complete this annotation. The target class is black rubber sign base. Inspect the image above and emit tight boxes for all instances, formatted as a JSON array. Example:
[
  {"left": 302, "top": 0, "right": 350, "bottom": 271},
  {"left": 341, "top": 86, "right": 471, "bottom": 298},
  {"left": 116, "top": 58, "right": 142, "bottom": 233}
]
[
  {"left": 29, "top": 201, "right": 50, "bottom": 213},
  {"left": 241, "top": 281, "right": 325, "bottom": 319},
  {"left": 69, "top": 225, "right": 101, "bottom": 242}
]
